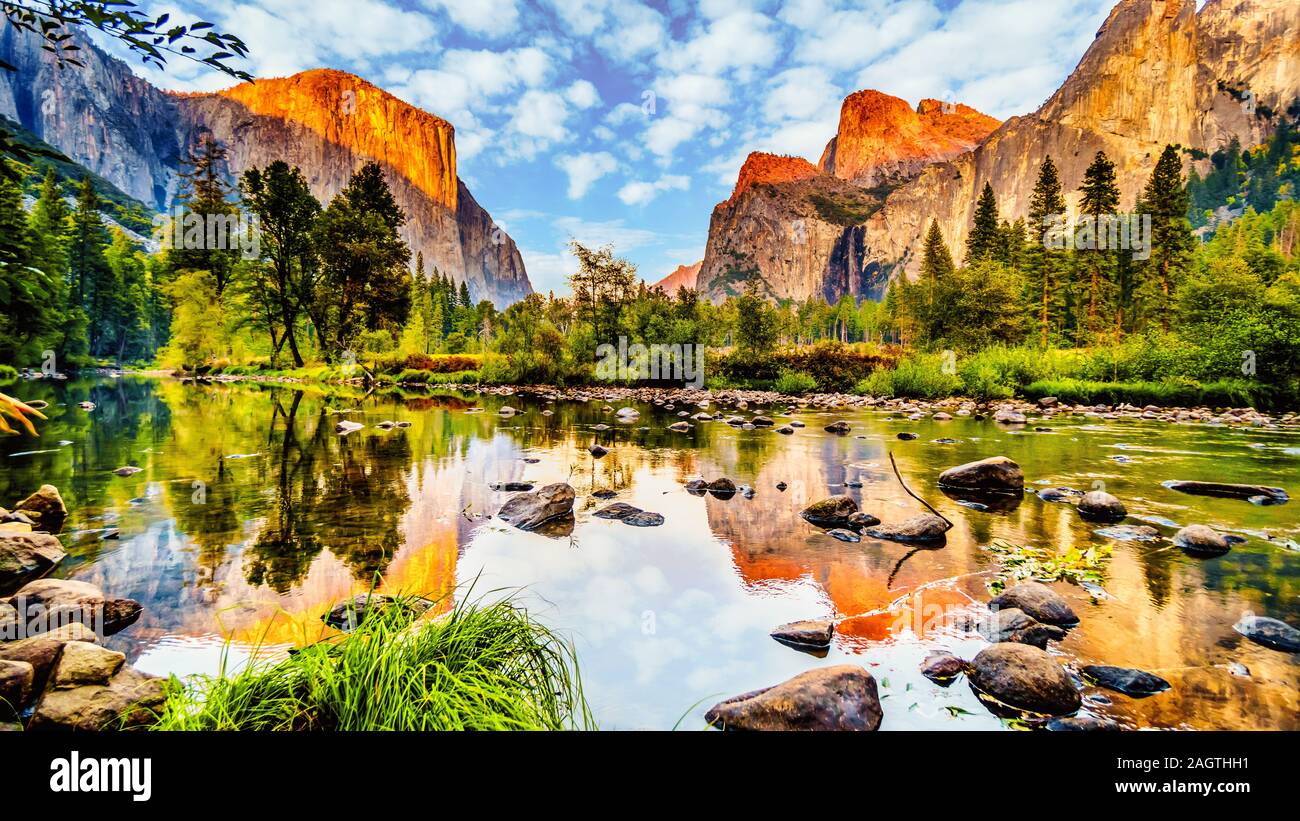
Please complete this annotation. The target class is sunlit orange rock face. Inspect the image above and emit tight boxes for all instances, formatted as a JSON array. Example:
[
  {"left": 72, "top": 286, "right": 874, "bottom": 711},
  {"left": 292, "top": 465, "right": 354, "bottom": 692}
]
[
  {"left": 818, "top": 90, "right": 1001, "bottom": 187},
  {"left": 215, "top": 69, "right": 460, "bottom": 211},
  {"left": 652, "top": 261, "right": 702, "bottom": 293},
  {"left": 728, "top": 152, "right": 822, "bottom": 204}
]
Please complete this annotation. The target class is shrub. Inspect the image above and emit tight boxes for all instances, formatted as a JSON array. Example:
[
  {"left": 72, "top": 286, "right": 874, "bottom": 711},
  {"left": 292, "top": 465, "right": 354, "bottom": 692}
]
[
  {"left": 773, "top": 369, "right": 818, "bottom": 395},
  {"left": 854, "top": 353, "right": 961, "bottom": 398}
]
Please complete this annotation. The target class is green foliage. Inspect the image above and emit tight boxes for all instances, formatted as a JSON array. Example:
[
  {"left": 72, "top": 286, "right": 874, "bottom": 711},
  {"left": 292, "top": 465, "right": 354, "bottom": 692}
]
[
  {"left": 807, "top": 190, "right": 881, "bottom": 225},
  {"left": 854, "top": 352, "right": 962, "bottom": 399},
  {"left": 152, "top": 593, "right": 592, "bottom": 731},
  {"left": 773, "top": 369, "right": 818, "bottom": 395}
]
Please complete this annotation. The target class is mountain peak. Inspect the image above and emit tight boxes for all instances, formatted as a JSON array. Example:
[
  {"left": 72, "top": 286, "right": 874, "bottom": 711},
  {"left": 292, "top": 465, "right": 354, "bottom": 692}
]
[
  {"left": 727, "top": 152, "right": 821, "bottom": 204},
  {"left": 653, "top": 261, "right": 702, "bottom": 293},
  {"left": 819, "top": 89, "right": 1000, "bottom": 187}
]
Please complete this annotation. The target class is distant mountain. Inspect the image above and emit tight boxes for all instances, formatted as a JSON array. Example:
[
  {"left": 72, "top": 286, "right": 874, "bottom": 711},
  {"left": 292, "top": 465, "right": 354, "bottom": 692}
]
[
  {"left": 0, "top": 28, "right": 532, "bottom": 305},
  {"left": 697, "top": 0, "right": 1300, "bottom": 304},
  {"left": 652, "top": 261, "right": 702, "bottom": 293}
]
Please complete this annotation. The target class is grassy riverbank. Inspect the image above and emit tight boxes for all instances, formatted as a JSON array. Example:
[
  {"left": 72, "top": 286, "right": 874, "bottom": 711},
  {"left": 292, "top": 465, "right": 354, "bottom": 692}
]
[{"left": 153, "top": 594, "right": 592, "bottom": 731}]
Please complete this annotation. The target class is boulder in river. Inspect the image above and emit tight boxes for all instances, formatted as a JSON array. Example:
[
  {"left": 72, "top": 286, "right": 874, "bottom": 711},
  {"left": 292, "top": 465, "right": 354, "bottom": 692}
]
[
  {"left": 1162, "top": 480, "right": 1288, "bottom": 504},
  {"left": 1094, "top": 524, "right": 1161, "bottom": 542},
  {"left": 1077, "top": 490, "right": 1126, "bottom": 522},
  {"left": 1233, "top": 614, "right": 1300, "bottom": 653},
  {"left": 846, "top": 511, "right": 881, "bottom": 529},
  {"left": 0, "top": 623, "right": 100, "bottom": 694},
  {"left": 497, "top": 483, "right": 577, "bottom": 531},
  {"left": 993, "top": 407, "right": 1027, "bottom": 424},
  {"left": 667, "top": 421, "right": 691, "bottom": 432},
  {"left": 938, "top": 456, "right": 1025, "bottom": 495},
  {"left": 864, "top": 514, "right": 949, "bottom": 544},
  {"left": 989, "top": 581, "right": 1078, "bottom": 626},
  {"left": 770, "top": 619, "right": 834, "bottom": 649},
  {"left": 896, "top": 432, "right": 918, "bottom": 441},
  {"left": 9, "top": 579, "right": 143, "bottom": 635},
  {"left": 334, "top": 420, "right": 363, "bottom": 435},
  {"left": 1081, "top": 665, "right": 1171, "bottom": 698},
  {"left": 490, "top": 482, "right": 534, "bottom": 492},
  {"left": 826, "top": 528, "right": 861, "bottom": 543},
  {"left": 968, "top": 608, "right": 1067, "bottom": 649},
  {"left": 0, "top": 659, "right": 33, "bottom": 719},
  {"left": 622, "top": 511, "right": 665, "bottom": 527},
  {"left": 0, "top": 532, "right": 66, "bottom": 586},
  {"left": 1046, "top": 715, "right": 1124, "bottom": 731},
  {"left": 823, "top": 420, "right": 851, "bottom": 434},
  {"left": 921, "top": 652, "right": 967, "bottom": 683},
  {"left": 968, "top": 643, "right": 1081, "bottom": 716},
  {"left": 322, "top": 593, "right": 435, "bottom": 631},
  {"left": 588, "top": 445, "right": 609, "bottom": 458},
  {"left": 707, "top": 478, "right": 737, "bottom": 499},
  {"left": 28, "top": 653, "right": 165, "bottom": 731},
  {"left": 11, "top": 485, "right": 67, "bottom": 532},
  {"left": 705, "top": 665, "right": 882, "bottom": 731},
  {"left": 112, "top": 466, "right": 144, "bottom": 477},
  {"left": 1174, "top": 524, "right": 1232, "bottom": 557},
  {"left": 800, "top": 495, "right": 858, "bottom": 527}
]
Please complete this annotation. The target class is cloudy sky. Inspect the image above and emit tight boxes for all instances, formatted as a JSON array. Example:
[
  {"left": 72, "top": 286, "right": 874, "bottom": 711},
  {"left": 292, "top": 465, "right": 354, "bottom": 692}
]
[{"left": 100, "top": 0, "right": 1120, "bottom": 294}]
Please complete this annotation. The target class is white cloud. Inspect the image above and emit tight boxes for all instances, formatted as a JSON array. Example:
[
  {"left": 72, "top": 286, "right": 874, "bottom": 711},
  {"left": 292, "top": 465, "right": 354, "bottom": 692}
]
[
  {"left": 555, "top": 152, "right": 619, "bottom": 199},
  {"left": 617, "top": 174, "right": 690, "bottom": 206},
  {"left": 565, "top": 79, "right": 602, "bottom": 110},
  {"left": 422, "top": 0, "right": 520, "bottom": 37}
]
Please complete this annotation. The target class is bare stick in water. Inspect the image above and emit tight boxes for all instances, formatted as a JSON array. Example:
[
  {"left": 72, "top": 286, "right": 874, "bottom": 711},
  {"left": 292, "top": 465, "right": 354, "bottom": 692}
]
[{"left": 890, "top": 451, "right": 953, "bottom": 531}]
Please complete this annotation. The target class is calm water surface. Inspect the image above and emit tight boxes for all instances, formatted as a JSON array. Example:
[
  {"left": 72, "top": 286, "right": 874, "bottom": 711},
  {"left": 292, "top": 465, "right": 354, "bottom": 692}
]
[{"left": 3, "top": 376, "right": 1298, "bottom": 730}]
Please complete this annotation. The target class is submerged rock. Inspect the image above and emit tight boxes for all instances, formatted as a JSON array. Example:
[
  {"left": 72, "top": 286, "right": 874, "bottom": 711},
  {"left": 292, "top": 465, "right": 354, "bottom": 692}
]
[
  {"left": 707, "top": 478, "right": 738, "bottom": 499},
  {"left": 938, "top": 456, "right": 1025, "bottom": 494},
  {"left": 770, "top": 619, "right": 834, "bottom": 649},
  {"left": 667, "top": 421, "right": 691, "bottom": 432},
  {"left": 896, "top": 432, "right": 918, "bottom": 441},
  {"left": 1094, "top": 524, "right": 1160, "bottom": 542},
  {"left": 1234, "top": 615, "right": 1300, "bottom": 653},
  {"left": 1046, "top": 715, "right": 1124, "bottom": 731},
  {"left": 1163, "top": 481, "right": 1288, "bottom": 504},
  {"left": 1077, "top": 490, "right": 1126, "bottom": 522},
  {"left": 864, "top": 514, "right": 949, "bottom": 544},
  {"left": 801, "top": 495, "right": 858, "bottom": 527},
  {"left": 491, "top": 482, "right": 534, "bottom": 492},
  {"left": 1174, "top": 524, "right": 1232, "bottom": 557},
  {"left": 975, "top": 608, "right": 1068, "bottom": 648},
  {"left": 989, "top": 581, "right": 1078, "bottom": 626},
  {"left": 1081, "top": 665, "right": 1171, "bottom": 698},
  {"left": 968, "top": 643, "right": 1080, "bottom": 716},
  {"left": 824, "top": 420, "right": 851, "bottom": 434},
  {"left": 826, "top": 528, "right": 861, "bottom": 543},
  {"left": 705, "top": 665, "right": 882, "bottom": 731},
  {"left": 622, "top": 511, "right": 665, "bottom": 527},
  {"left": 588, "top": 445, "right": 609, "bottom": 458},
  {"left": 322, "top": 593, "right": 435, "bottom": 631},
  {"left": 1036, "top": 487, "right": 1080, "bottom": 503},
  {"left": 112, "top": 466, "right": 144, "bottom": 477},
  {"left": 497, "top": 483, "right": 577, "bottom": 531},
  {"left": 334, "top": 420, "right": 363, "bottom": 435},
  {"left": 846, "top": 511, "right": 881, "bottom": 529},
  {"left": 594, "top": 502, "right": 642, "bottom": 520}
]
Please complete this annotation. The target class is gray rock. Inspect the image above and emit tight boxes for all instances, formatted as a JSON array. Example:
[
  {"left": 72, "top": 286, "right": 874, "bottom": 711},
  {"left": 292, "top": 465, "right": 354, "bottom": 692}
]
[
  {"left": 989, "top": 581, "right": 1078, "bottom": 626},
  {"left": 968, "top": 643, "right": 1081, "bottom": 716},
  {"left": 1234, "top": 615, "right": 1300, "bottom": 653},
  {"left": 1078, "top": 490, "right": 1126, "bottom": 522},
  {"left": 1081, "top": 665, "right": 1171, "bottom": 698},
  {"left": 921, "top": 652, "right": 967, "bottom": 682},
  {"left": 1163, "top": 481, "right": 1288, "bottom": 504},
  {"left": 0, "top": 659, "right": 34, "bottom": 718},
  {"left": 864, "top": 514, "right": 949, "bottom": 543},
  {"left": 846, "top": 511, "right": 881, "bottom": 528},
  {"left": 51, "top": 641, "right": 126, "bottom": 688},
  {"left": 667, "top": 421, "right": 691, "bottom": 432},
  {"left": 29, "top": 665, "right": 165, "bottom": 731},
  {"left": 9, "top": 579, "right": 142, "bottom": 635},
  {"left": 770, "top": 619, "right": 834, "bottom": 649},
  {"left": 824, "top": 420, "right": 851, "bottom": 434},
  {"left": 826, "top": 528, "right": 861, "bottom": 543},
  {"left": 11, "top": 485, "right": 67, "bottom": 532},
  {"left": 322, "top": 593, "right": 435, "bottom": 631},
  {"left": 622, "top": 511, "right": 665, "bottom": 527},
  {"left": 801, "top": 495, "right": 858, "bottom": 527},
  {"left": 1174, "top": 524, "right": 1232, "bottom": 557},
  {"left": 969, "top": 607, "right": 1068, "bottom": 648},
  {"left": 0, "top": 623, "right": 100, "bottom": 694},
  {"left": 1046, "top": 715, "right": 1123, "bottom": 731},
  {"left": 938, "top": 456, "right": 1025, "bottom": 494},
  {"left": 0, "top": 532, "right": 67, "bottom": 584},
  {"left": 594, "top": 502, "right": 642, "bottom": 520},
  {"left": 588, "top": 445, "right": 609, "bottom": 457},
  {"left": 497, "top": 483, "right": 577, "bottom": 531},
  {"left": 705, "top": 665, "right": 882, "bottom": 731}
]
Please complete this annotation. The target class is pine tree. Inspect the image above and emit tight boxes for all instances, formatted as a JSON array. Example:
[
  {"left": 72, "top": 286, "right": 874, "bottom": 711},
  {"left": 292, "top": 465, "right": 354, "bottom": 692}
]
[
  {"left": 1136, "top": 145, "right": 1195, "bottom": 331},
  {"left": 1077, "top": 150, "right": 1121, "bottom": 340},
  {"left": 1025, "top": 156, "right": 1068, "bottom": 347},
  {"left": 67, "top": 177, "right": 110, "bottom": 358},
  {"left": 965, "top": 182, "right": 1001, "bottom": 264},
  {"left": 0, "top": 168, "right": 45, "bottom": 363},
  {"left": 920, "top": 220, "right": 955, "bottom": 284},
  {"left": 172, "top": 134, "right": 241, "bottom": 295}
]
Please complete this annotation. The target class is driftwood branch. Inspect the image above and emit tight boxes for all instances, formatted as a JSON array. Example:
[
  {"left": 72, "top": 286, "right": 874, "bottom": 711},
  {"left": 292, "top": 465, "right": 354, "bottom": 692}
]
[{"left": 889, "top": 451, "right": 953, "bottom": 531}]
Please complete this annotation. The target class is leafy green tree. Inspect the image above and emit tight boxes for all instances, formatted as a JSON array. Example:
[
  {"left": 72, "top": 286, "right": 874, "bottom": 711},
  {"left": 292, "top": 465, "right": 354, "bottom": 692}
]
[{"left": 171, "top": 135, "right": 241, "bottom": 295}]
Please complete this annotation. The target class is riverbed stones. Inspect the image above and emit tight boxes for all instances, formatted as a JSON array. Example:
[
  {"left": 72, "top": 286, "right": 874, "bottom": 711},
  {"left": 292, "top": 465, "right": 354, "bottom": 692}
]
[
  {"left": 938, "top": 456, "right": 1024, "bottom": 494},
  {"left": 969, "top": 608, "right": 1067, "bottom": 649},
  {"left": 770, "top": 619, "right": 834, "bottom": 649},
  {"left": 705, "top": 665, "right": 882, "bottom": 731},
  {"left": 0, "top": 623, "right": 100, "bottom": 694},
  {"left": 994, "top": 407, "right": 1027, "bottom": 424},
  {"left": 846, "top": 511, "right": 881, "bottom": 529},
  {"left": 989, "top": 581, "right": 1078, "bottom": 626},
  {"left": 334, "top": 420, "right": 363, "bottom": 434},
  {"left": 1094, "top": 524, "right": 1161, "bottom": 542},
  {"left": 0, "top": 532, "right": 66, "bottom": 585},
  {"left": 824, "top": 420, "right": 851, "bottom": 434},
  {"left": 1233, "top": 615, "right": 1300, "bottom": 653},
  {"left": 497, "top": 483, "right": 577, "bottom": 532},
  {"left": 1081, "top": 665, "right": 1171, "bottom": 698},
  {"left": 864, "top": 514, "right": 949, "bottom": 543},
  {"left": 921, "top": 652, "right": 967, "bottom": 683},
  {"left": 707, "top": 478, "right": 737, "bottom": 499},
  {"left": 827, "top": 528, "right": 861, "bottom": 543},
  {"left": 11, "top": 485, "right": 67, "bottom": 532},
  {"left": 491, "top": 482, "right": 534, "bottom": 492},
  {"left": 801, "top": 495, "right": 858, "bottom": 527},
  {"left": 1077, "top": 490, "right": 1126, "bottom": 522},
  {"left": 1163, "top": 480, "right": 1288, "bottom": 504},
  {"left": 1046, "top": 715, "right": 1123, "bottom": 731},
  {"left": 896, "top": 432, "right": 918, "bottom": 440},
  {"left": 51, "top": 641, "right": 125, "bottom": 688},
  {"left": 0, "top": 658, "right": 33, "bottom": 718},
  {"left": 588, "top": 445, "right": 609, "bottom": 458},
  {"left": 9, "top": 579, "right": 143, "bottom": 635},
  {"left": 29, "top": 662, "right": 165, "bottom": 731},
  {"left": 1174, "top": 524, "right": 1232, "bottom": 557},
  {"left": 968, "top": 643, "right": 1081, "bottom": 716}
]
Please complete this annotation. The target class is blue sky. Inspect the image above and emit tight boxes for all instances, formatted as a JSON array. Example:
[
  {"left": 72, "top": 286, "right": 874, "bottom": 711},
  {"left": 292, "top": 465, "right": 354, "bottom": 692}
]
[{"left": 101, "top": 0, "right": 1121, "bottom": 295}]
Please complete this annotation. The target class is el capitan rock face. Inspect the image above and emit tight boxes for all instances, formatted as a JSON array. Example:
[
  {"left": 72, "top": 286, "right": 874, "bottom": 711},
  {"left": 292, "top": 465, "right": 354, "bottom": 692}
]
[
  {"left": 699, "top": 0, "right": 1298, "bottom": 302},
  {"left": 0, "top": 30, "right": 531, "bottom": 305},
  {"left": 819, "top": 91, "right": 1000, "bottom": 188}
]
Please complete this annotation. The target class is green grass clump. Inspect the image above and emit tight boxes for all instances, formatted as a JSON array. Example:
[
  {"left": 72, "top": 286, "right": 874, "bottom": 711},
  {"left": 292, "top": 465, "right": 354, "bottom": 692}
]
[
  {"left": 854, "top": 353, "right": 961, "bottom": 398},
  {"left": 773, "top": 369, "right": 818, "bottom": 395},
  {"left": 153, "top": 593, "right": 592, "bottom": 731},
  {"left": 1021, "top": 377, "right": 1262, "bottom": 408}
]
